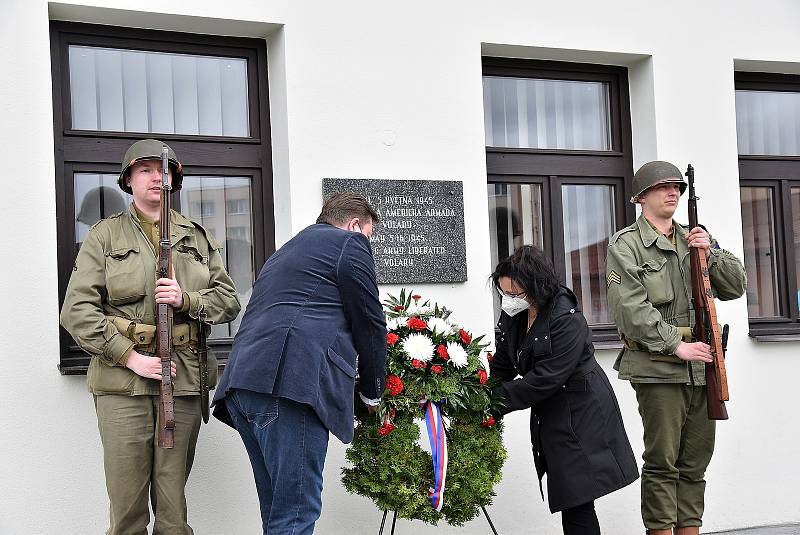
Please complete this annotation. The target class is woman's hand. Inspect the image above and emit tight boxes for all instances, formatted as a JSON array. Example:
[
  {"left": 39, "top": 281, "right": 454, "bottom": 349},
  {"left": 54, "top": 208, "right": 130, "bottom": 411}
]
[
  {"left": 155, "top": 276, "right": 184, "bottom": 308},
  {"left": 125, "top": 350, "right": 177, "bottom": 379}
]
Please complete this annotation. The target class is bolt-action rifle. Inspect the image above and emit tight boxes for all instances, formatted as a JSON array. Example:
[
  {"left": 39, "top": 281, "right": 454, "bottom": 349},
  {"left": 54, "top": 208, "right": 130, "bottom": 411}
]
[
  {"left": 157, "top": 145, "right": 176, "bottom": 447},
  {"left": 686, "top": 164, "right": 730, "bottom": 421}
]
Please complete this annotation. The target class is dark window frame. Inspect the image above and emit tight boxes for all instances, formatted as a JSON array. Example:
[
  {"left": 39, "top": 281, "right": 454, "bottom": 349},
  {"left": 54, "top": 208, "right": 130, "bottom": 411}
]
[
  {"left": 736, "top": 71, "right": 800, "bottom": 339},
  {"left": 483, "top": 58, "right": 635, "bottom": 345},
  {"left": 52, "top": 21, "right": 275, "bottom": 374}
]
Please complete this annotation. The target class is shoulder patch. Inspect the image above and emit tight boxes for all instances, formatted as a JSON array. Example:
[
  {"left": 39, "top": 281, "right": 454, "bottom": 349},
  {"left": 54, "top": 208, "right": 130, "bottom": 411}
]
[{"left": 606, "top": 270, "right": 622, "bottom": 287}]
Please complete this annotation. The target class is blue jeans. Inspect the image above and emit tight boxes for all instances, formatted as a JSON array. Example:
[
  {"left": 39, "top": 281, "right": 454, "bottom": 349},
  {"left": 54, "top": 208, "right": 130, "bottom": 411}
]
[{"left": 227, "top": 390, "right": 329, "bottom": 535}]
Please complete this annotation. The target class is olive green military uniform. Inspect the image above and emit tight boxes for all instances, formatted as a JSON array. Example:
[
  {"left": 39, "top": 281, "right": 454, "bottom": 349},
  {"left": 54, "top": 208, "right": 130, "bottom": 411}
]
[
  {"left": 606, "top": 214, "right": 746, "bottom": 530},
  {"left": 60, "top": 140, "right": 241, "bottom": 535}
]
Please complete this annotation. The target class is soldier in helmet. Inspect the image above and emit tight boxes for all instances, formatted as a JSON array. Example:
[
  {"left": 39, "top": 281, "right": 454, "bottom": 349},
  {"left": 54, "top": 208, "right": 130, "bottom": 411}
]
[
  {"left": 605, "top": 161, "right": 746, "bottom": 535},
  {"left": 60, "top": 139, "right": 241, "bottom": 534}
]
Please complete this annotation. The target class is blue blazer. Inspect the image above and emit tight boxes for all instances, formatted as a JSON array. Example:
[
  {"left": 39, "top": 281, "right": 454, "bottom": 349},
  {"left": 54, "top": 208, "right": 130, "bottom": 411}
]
[{"left": 212, "top": 223, "right": 387, "bottom": 443}]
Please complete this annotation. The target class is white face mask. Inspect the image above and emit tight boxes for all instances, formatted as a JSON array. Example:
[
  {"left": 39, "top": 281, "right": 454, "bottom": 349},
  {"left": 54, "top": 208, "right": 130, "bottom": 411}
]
[{"left": 501, "top": 294, "right": 530, "bottom": 317}]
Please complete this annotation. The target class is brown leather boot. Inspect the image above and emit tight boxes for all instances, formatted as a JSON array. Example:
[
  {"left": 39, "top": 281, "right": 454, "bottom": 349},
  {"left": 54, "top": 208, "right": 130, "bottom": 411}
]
[{"left": 674, "top": 528, "right": 700, "bottom": 535}]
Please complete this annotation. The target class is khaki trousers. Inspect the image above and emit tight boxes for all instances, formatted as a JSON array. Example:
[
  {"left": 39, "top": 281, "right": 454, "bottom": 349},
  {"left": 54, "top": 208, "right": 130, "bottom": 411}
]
[
  {"left": 632, "top": 383, "right": 715, "bottom": 530},
  {"left": 94, "top": 394, "right": 201, "bottom": 535}
]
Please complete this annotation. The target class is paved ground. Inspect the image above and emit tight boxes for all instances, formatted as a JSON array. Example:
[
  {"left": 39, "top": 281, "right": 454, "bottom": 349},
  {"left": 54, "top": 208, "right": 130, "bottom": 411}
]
[{"left": 711, "top": 525, "right": 800, "bottom": 535}]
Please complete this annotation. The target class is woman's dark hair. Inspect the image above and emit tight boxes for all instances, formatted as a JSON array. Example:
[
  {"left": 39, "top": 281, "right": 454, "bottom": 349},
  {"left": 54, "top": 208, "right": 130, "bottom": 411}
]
[{"left": 490, "top": 245, "right": 560, "bottom": 310}]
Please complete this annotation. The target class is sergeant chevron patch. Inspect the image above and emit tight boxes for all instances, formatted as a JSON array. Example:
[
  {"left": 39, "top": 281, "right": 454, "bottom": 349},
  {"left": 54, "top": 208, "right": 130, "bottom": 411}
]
[{"left": 606, "top": 270, "right": 621, "bottom": 287}]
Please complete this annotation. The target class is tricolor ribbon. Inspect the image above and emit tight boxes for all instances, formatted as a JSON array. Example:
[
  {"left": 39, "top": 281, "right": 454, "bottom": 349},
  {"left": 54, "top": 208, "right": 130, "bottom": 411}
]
[{"left": 422, "top": 399, "right": 448, "bottom": 512}]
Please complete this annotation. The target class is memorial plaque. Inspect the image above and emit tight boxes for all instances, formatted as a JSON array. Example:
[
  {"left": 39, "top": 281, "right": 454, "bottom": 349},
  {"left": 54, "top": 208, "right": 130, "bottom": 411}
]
[{"left": 323, "top": 178, "right": 467, "bottom": 284}]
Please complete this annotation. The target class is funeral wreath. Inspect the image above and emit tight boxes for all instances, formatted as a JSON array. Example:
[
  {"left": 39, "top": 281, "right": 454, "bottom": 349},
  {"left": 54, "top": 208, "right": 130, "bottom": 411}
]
[{"left": 342, "top": 290, "right": 507, "bottom": 526}]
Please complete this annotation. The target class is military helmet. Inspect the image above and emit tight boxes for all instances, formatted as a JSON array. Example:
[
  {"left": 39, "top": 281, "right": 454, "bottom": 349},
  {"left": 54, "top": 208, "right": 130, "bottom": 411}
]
[
  {"left": 118, "top": 139, "right": 183, "bottom": 194},
  {"left": 630, "top": 160, "right": 687, "bottom": 204}
]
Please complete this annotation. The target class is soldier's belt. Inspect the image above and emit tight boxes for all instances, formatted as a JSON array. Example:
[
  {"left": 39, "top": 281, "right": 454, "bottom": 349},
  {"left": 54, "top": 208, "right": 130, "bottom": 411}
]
[{"left": 109, "top": 316, "right": 199, "bottom": 350}]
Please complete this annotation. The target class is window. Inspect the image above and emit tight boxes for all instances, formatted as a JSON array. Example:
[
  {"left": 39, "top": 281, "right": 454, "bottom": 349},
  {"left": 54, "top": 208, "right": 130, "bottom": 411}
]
[
  {"left": 483, "top": 58, "right": 634, "bottom": 343},
  {"left": 736, "top": 72, "right": 800, "bottom": 338},
  {"left": 227, "top": 198, "right": 250, "bottom": 215},
  {"left": 191, "top": 200, "right": 216, "bottom": 218},
  {"left": 52, "top": 22, "right": 274, "bottom": 373}
]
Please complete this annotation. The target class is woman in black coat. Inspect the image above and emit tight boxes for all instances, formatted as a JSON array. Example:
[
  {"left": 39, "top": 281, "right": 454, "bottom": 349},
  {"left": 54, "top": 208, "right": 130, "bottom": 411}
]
[{"left": 490, "top": 245, "right": 638, "bottom": 535}]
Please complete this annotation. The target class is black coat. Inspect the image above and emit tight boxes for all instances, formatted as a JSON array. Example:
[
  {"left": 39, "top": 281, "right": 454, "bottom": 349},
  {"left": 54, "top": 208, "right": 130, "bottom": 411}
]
[{"left": 491, "top": 286, "right": 638, "bottom": 512}]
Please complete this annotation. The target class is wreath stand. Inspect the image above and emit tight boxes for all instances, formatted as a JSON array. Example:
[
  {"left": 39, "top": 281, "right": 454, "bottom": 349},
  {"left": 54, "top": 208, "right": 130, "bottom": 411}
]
[{"left": 377, "top": 506, "right": 499, "bottom": 535}]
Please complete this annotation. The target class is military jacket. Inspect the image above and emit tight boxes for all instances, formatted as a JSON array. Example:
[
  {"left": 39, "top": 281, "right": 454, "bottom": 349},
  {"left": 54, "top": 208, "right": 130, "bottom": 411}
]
[
  {"left": 605, "top": 214, "right": 746, "bottom": 384},
  {"left": 60, "top": 204, "right": 241, "bottom": 396}
]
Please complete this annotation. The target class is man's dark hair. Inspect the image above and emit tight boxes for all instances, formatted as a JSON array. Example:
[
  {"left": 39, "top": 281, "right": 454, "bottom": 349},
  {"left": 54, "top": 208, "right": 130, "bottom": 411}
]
[
  {"left": 490, "top": 245, "right": 561, "bottom": 309},
  {"left": 316, "top": 192, "right": 379, "bottom": 226}
]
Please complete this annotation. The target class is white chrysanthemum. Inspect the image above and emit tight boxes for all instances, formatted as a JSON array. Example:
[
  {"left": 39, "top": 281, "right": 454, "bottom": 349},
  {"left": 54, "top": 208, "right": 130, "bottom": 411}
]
[
  {"left": 479, "top": 353, "right": 491, "bottom": 376},
  {"left": 446, "top": 342, "right": 469, "bottom": 368},
  {"left": 426, "top": 317, "right": 452, "bottom": 335},
  {"left": 386, "top": 317, "right": 407, "bottom": 331},
  {"left": 402, "top": 333, "right": 435, "bottom": 362}
]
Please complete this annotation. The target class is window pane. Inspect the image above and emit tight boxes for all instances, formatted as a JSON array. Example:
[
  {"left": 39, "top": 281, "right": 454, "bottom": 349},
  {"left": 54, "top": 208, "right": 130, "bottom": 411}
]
[
  {"left": 488, "top": 183, "right": 544, "bottom": 321},
  {"left": 561, "top": 184, "right": 616, "bottom": 324},
  {"left": 740, "top": 187, "right": 781, "bottom": 317},
  {"left": 74, "top": 173, "right": 132, "bottom": 253},
  {"left": 69, "top": 45, "right": 249, "bottom": 137},
  {"left": 180, "top": 176, "right": 255, "bottom": 338},
  {"left": 793, "top": 188, "right": 800, "bottom": 317},
  {"left": 735, "top": 90, "right": 800, "bottom": 156},
  {"left": 483, "top": 76, "right": 611, "bottom": 150}
]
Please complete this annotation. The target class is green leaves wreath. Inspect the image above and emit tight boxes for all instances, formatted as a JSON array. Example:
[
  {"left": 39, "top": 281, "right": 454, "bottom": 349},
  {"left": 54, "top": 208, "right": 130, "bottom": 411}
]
[{"left": 342, "top": 290, "right": 507, "bottom": 526}]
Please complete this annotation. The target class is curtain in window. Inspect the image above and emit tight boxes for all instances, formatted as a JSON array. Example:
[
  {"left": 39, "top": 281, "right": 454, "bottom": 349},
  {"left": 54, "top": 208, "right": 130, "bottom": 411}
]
[
  {"left": 69, "top": 46, "right": 249, "bottom": 136},
  {"left": 736, "top": 90, "right": 800, "bottom": 156},
  {"left": 561, "top": 184, "right": 616, "bottom": 325},
  {"left": 483, "top": 76, "right": 611, "bottom": 150},
  {"left": 740, "top": 186, "right": 781, "bottom": 317}
]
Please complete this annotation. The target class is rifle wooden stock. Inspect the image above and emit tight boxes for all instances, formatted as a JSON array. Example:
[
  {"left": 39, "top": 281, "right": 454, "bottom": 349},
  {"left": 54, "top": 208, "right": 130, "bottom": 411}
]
[
  {"left": 157, "top": 146, "right": 176, "bottom": 448},
  {"left": 686, "top": 164, "right": 729, "bottom": 421}
]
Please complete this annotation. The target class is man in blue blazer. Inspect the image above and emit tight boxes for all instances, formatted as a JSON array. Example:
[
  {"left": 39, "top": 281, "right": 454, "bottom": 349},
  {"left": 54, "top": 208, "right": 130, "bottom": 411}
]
[{"left": 213, "top": 192, "right": 387, "bottom": 534}]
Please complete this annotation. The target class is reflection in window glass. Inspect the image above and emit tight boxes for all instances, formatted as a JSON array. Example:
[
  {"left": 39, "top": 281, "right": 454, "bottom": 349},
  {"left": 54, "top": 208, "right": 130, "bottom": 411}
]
[
  {"left": 562, "top": 184, "right": 616, "bottom": 325},
  {"left": 740, "top": 187, "right": 781, "bottom": 318},
  {"left": 735, "top": 90, "right": 800, "bottom": 156},
  {"left": 793, "top": 188, "right": 800, "bottom": 317},
  {"left": 488, "top": 183, "right": 544, "bottom": 321},
  {"left": 69, "top": 45, "right": 249, "bottom": 136},
  {"left": 483, "top": 77, "right": 611, "bottom": 150},
  {"left": 181, "top": 176, "right": 254, "bottom": 337},
  {"left": 74, "top": 173, "right": 132, "bottom": 252}
]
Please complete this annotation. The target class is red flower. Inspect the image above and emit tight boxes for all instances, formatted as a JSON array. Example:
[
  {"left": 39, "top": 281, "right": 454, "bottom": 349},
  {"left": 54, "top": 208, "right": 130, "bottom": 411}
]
[
  {"left": 407, "top": 317, "right": 427, "bottom": 331},
  {"left": 393, "top": 305, "right": 405, "bottom": 312},
  {"left": 477, "top": 369, "right": 488, "bottom": 385},
  {"left": 436, "top": 344, "right": 449, "bottom": 359},
  {"left": 386, "top": 375, "right": 404, "bottom": 397},
  {"left": 481, "top": 416, "right": 496, "bottom": 428},
  {"left": 412, "top": 294, "right": 422, "bottom": 301},
  {"left": 378, "top": 421, "right": 396, "bottom": 436},
  {"left": 459, "top": 329, "right": 472, "bottom": 345},
  {"left": 386, "top": 333, "right": 399, "bottom": 346},
  {"left": 486, "top": 351, "right": 494, "bottom": 363},
  {"left": 431, "top": 365, "right": 443, "bottom": 374},
  {"left": 411, "top": 359, "right": 425, "bottom": 369}
]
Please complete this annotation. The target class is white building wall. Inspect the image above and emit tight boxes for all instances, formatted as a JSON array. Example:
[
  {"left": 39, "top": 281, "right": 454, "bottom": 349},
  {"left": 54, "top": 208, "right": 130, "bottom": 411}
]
[{"left": 1, "top": 1, "right": 799, "bottom": 533}]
